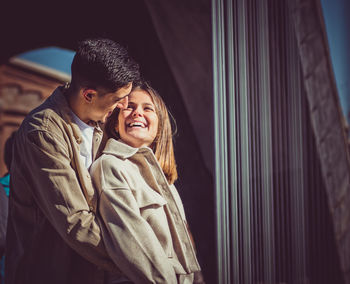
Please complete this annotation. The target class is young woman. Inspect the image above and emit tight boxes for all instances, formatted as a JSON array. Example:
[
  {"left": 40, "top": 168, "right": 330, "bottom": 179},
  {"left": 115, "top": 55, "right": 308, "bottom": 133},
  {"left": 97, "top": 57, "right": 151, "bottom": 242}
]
[{"left": 90, "top": 81, "right": 204, "bottom": 284}]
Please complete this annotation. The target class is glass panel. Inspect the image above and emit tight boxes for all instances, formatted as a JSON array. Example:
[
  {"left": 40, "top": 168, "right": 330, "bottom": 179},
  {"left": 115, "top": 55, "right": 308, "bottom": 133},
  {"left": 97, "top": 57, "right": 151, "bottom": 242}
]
[{"left": 212, "top": 0, "right": 344, "bottom": 283}]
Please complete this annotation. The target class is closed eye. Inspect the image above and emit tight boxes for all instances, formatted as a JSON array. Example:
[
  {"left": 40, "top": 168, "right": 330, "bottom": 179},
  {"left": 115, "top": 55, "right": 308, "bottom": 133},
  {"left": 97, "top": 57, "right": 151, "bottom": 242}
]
[
  {"left": 122, "top": 107, "right": 133, "bottom": 112},
  {"left": 115, "top": 93, "right": 129, "bottom": 102},
  {"left": 124, "top": 103, "right": 134, "bottom": 110}
]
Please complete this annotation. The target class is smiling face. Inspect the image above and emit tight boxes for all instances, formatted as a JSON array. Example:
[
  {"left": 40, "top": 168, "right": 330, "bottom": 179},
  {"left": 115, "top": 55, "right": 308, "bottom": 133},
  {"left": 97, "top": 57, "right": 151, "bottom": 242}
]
[{"left": 116, "top": 89, "right": 159, "bottom": 148}]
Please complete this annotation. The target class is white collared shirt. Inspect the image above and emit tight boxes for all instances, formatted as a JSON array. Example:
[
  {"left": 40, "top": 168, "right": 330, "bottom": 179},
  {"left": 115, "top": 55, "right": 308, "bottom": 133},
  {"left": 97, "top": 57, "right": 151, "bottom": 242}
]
[{"left": 70, "top": 111, "right": 94, "bottom": 168}]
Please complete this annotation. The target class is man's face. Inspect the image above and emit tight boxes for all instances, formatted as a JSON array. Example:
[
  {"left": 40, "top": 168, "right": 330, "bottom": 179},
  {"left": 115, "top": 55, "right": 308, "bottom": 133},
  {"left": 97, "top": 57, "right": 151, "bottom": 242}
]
[{"left": 89, "top": 83, "right": 132, "bottom": 124}]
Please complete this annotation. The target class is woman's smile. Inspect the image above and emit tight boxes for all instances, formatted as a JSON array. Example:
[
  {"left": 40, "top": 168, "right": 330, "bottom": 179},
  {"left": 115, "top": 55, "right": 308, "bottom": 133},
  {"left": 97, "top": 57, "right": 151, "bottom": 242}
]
[{"left": 116, "top": 89, "right": 158, "bottom": 148}]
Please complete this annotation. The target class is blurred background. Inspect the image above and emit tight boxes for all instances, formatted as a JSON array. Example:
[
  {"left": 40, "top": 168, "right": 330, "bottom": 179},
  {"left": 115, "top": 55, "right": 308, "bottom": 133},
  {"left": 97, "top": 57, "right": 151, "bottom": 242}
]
[{"left": 0, "top": 0, "right": 350, "bottom": 283}]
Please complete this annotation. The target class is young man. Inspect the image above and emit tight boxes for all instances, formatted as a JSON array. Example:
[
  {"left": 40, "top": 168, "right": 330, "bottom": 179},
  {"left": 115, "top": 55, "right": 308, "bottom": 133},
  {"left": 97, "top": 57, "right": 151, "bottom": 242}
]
[{"left": 5, "top": 38, "right": 140, "bottom": 284}]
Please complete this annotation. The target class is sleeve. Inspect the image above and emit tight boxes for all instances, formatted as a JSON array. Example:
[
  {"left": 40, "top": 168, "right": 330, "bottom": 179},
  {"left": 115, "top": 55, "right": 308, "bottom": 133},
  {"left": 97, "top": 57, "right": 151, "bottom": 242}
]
[
  {"left": 0, "top": 184, "right": 8, "bottom": 257},
  {"left": 16, "top": 129, "right": 114, "bottom": 271},
  {"left": 91, "top": 156, "right": 178, "bottom": 284}
]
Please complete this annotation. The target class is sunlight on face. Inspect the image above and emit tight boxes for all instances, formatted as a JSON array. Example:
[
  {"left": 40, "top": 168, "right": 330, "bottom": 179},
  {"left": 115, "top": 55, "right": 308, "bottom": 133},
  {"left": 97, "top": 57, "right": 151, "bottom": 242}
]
[{"left": 116, "top": 89, "right": 158, "bottom": 148}]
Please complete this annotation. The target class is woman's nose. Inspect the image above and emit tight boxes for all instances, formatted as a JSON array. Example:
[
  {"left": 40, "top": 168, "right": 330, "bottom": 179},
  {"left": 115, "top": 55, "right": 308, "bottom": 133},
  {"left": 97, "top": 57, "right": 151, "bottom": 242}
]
[{"left": 132, "top": 107, "right": 143, "bottom": 117}]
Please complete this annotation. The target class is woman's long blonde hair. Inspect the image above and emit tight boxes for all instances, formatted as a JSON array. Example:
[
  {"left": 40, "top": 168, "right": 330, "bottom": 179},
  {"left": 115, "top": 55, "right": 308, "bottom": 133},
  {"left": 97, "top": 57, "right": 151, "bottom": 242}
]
[{"left": 105, "top": 81, "right": 178, "bottom": 184}]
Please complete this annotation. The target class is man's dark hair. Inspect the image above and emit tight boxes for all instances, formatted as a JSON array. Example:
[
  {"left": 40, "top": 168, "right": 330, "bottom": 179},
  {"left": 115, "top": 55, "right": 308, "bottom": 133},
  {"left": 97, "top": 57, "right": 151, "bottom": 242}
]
[{"left": 70, "top": 38, "right": 140, "bottom": 92}]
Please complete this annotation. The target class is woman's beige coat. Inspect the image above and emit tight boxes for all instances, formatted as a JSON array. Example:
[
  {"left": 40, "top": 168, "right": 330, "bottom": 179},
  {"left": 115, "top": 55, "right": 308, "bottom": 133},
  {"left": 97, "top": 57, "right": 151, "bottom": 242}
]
[{"left": 90, "top": 138, "right": 201, "bottom": 284}]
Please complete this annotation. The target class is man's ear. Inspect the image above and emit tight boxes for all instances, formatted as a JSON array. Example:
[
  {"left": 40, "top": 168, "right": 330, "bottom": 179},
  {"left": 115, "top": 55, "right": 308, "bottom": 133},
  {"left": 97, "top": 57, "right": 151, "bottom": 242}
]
[{"left": 82, "top": 88, "right": 97, "bottom": 103}]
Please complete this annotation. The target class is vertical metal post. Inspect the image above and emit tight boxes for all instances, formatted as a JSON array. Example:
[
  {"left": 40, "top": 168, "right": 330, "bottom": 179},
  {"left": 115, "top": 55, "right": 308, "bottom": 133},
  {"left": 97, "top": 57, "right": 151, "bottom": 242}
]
[{"left": 212, "top": 0, "right": 231, "bottom": 282}]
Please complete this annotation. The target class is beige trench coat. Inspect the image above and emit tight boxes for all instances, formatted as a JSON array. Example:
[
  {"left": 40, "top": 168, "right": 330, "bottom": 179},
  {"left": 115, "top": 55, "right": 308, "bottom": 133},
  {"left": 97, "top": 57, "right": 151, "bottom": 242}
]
[
  {"left": 5, "top": 86, "right": 115, "bottom": 284},
  {"left": 90, "top": 138, "right": 201, "bottom": 284}
]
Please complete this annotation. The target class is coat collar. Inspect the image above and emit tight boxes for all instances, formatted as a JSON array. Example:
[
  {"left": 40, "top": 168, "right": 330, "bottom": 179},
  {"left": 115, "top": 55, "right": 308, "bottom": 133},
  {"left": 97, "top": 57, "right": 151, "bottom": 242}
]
[{"left": 102, "top": 138, "right": 154, "bottom": 159}]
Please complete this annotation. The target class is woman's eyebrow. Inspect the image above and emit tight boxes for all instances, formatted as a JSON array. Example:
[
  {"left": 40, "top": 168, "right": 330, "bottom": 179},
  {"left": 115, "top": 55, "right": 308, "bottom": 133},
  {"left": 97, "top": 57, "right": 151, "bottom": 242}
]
[
  {"left": 143, "top": 103, "right": 154, "bottom": 107},
  {"left": 127, "top": 101, "right": 154, "bottom": 107}
]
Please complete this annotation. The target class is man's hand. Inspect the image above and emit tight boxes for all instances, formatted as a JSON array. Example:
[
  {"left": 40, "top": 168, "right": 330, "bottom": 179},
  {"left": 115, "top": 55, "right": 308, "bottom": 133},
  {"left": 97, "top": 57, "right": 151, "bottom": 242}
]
[{"left": 194, "top": 271, "right": 206, "bottom": 284}]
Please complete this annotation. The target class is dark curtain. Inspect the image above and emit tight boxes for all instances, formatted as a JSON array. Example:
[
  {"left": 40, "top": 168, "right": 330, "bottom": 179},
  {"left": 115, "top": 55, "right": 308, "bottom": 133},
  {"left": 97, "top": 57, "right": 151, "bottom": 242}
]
[
  {"left": 142, "top": 2, "right": 216, "bottom": 282},
  {"left": 143, "top": 0, "right": 214, "bottom": 174}
]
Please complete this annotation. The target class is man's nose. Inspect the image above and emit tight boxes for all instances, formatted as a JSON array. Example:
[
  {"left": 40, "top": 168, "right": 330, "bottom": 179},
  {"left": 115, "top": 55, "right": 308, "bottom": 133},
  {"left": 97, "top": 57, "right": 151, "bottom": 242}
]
[{"left": 116, "top": 96, "right": 128, "bottom": 109}]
